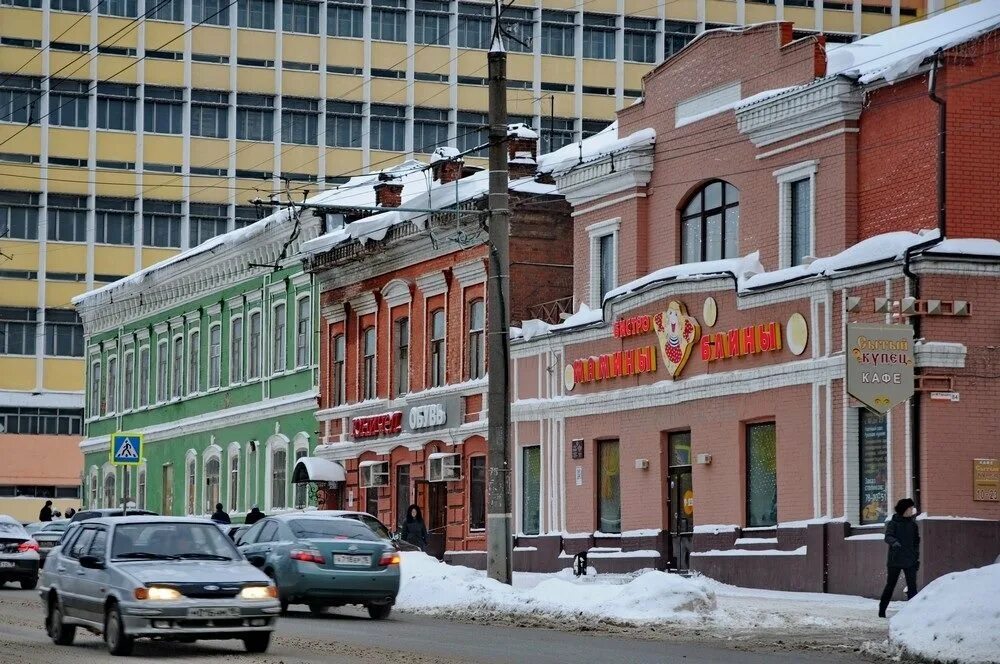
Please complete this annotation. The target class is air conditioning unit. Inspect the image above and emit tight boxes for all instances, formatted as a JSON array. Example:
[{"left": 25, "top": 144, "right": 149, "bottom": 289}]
[
  {"left": 360, "top": 461, "right": 389, "bottom": 488},
  {"left": 428, "top": 453, "right": 461, "bottom": 482}
]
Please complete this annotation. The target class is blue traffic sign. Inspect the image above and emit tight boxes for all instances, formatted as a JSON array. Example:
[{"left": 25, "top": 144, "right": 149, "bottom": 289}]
[{"left": 111, "top": 432, "right": 143, "bottom": 465}]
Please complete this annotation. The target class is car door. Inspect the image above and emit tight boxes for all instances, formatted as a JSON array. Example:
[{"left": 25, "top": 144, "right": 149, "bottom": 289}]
[
  {"left": 238, "top": 520, "right": 273, "bottom": 568},
  {"left": 59, "top": 526, "right": 96, "bottom": 621},
  {"left": 74, "top": 526, "right": 110, "bottom": 626}
]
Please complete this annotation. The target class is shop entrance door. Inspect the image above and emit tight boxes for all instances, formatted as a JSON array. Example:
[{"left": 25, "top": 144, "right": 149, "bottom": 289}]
[
  {"left": 667, "top": 432, "right": 694, "bottom": 570},
  {"left": 425, "top": 481, "right": 448, "bottom": 559}
]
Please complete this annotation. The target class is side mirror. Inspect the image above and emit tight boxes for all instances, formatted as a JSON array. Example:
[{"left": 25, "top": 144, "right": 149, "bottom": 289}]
[{"left": 79, "top": 555, "right": 105, "bottom": 570}]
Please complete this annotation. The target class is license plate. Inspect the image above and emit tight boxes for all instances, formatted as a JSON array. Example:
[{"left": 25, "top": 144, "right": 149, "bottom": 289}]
[
  {"left": 333, "top": 554, "right": 370, "bottom": 567},
  {"left": 187, "top": 607, "right": 240, "bottom": 618},
  {"left": 0, "top": 561, "right": 14, "bottom": 568}
]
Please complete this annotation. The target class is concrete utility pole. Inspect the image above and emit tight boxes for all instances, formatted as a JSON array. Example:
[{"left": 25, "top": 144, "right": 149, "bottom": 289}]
[{"left": 485, "top": 0, "right": 512, "bottom": 586}]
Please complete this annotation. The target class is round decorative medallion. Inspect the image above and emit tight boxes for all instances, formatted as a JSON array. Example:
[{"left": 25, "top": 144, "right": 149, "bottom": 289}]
[
  {"left": 703, "top": 297, "right": 718, "bottom": 327},
  {"left": 787, "top": 312, "right": 809, "bottom": 356},
  {"left": 563, "top": 364, "right": 576, "bottom": 392}
]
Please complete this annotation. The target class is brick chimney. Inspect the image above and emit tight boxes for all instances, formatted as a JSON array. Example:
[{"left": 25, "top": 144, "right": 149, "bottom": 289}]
[
  {"left": 507, "top": 123, "right": 539, "bottom": 180},
  {"left": 430, "top": 146, "right": 464, "bottom": 184},
  {"left": 374, "top": 179, "right": 404, "bottom": 208},
  {"left": 508, "top": 150, "right": 537, "bottom": 180}
]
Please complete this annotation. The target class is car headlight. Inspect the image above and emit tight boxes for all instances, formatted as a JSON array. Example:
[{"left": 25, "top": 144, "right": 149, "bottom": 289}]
[
  {"left": 239, "top": 585, "right": 277, "bottom": 600},
  {"left": 135, "top": 586, "right": 182, "bottom": 601}
]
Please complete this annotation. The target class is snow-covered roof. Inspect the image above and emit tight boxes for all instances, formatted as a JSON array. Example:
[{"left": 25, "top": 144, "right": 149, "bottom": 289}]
[
  {"left": 826, "top": 2, "right": 1000, "bottom": 85},
  {"left": 309, "top": 159, "right": 432, "bottom": 209},
  {"left": 537, "top": 121, "right": 656, "bottom": 176},
  {"left": 430, "top": 146, "right": 461, "bottom": 164}
]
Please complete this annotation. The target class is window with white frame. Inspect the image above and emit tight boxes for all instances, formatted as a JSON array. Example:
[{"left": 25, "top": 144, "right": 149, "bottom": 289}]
[
  {"left": 362, "top": 326, "right": 376, "bottom": 400},
  {"left": 122, "top": 348, "right": 134, "bottom": 411},
  {"left": 587, "top": 218, "right": 619, "bottom": 309},
  {"left": 272, "top": 302, "right": 287, "bottom": 373},
  {"left": 89, "top": 471, "right": 98, "bottom": 508},
  {"left": 137, "top": 345, "right": 149, "bottom": 407},
  {"left": 296, "top": 296, "right": 311, "bottom": 368},
  {"left": 89, "top": 358, "right": 101, "bottom": 417},
  {"left": 188, "top": 329, "right": 200, "bottom": 394},
  {"left": 248, "top": 311, "right": 262, "bottom": 379},
  {"left": 204, "top": 455, "right": 221, "bottom": 513},
  {"left": 392, "top": 319, "right": 409, "bottom": 397},
  {"left": 156, "top": 340, "right": 168, "bottom": 402},
  {"left": 429, "top": 309, "right": 445, "bottom": 388},
  {"left": 229, "top": 449, "right": 240, "bottom": 512},
  {"left": 468, "top": 300, "right": 485, "bottom": 379},
  {"left": 270, "top": 447, "right": 287, "bottom": 510},
  {"left": 230, "top": 315, "right": 244, "bottom": 383},
  {"left": 681, "top": 180, "right": 740, "bottom": 264},
  {"left": 186, "top": 455, "right": 197, "bottom": 515},
  {"left": 171, "top": 335, "right": 183, "bottom": 399},
  {"left": 209, "top": 324, "right": 222, "bottom": 388},
  {"left": 106, "top": 355, "right": 118, "bottom": 413},
  {"left": 103, "top": 471, "right": 116, "bottom": 508},
  {"left": 775, "top": 161, "right": 817, "bottom": 268},
  {"left": 331, "top": 333, "right": 346, "bottom": 405}
]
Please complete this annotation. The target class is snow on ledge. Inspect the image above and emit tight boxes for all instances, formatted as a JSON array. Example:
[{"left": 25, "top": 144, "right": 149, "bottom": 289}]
[
  {"left": 558, "top": 549, "right": 660, "bottom": 559},
  {"left": 925, "top": 237, "right": 1000, "bottom": 257},
  {"left": 735, "top": 537, "right": 778, "bottom": 545},
  {"left": 845, "top": 533, "right": 885, "bottom": 541},
  {"left": 621, "top": 528, "right": 662, "bottom": 538},
  {"left": 692, "top": 546, "right": 807, "bottom": 557},
  {"left": 693, "top": 524, "right": 739, "bottom": 534}
]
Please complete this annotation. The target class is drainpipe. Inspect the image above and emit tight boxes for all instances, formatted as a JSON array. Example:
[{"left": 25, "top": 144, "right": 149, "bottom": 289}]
[{"left": 901, "top": 49, "right": 948, "bottom": 512}]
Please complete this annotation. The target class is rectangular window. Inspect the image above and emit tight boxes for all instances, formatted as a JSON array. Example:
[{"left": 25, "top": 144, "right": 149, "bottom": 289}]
[
  {"left": 44, "top": 309, "right": 84, "bottom": 357},
  {"left": 414, "top": 0, "right": 449, "bottom": 45},
  {"left": 859, "top": 411, "right": 888, "bottom": 525},
  {"left": 395, "top": 464, "right": 410, "bottom": 528},
  {"left": 46, "top": 195, "right": 88, "bottom": 243},
  {"left": 790, "top": 177, "right": 812, "bottom": 267},
  {"left": 237, "top": 0, "right": 274, "bottom": 29},
  {"left": 365, "top": 486, "right": 378, "bottom": 517},
  {"left": 96, "top": 83, "right": 137, "bottom": 131},
  {"left": 188, "top": 330, "right": 200, "bottom": 394},
  {"left": 0, "top": 76, "right": 41, "bottom": 125},
  {"left": 209, "top": 324, "right": 222, "bottom": 388},
  {"left": 137, "top": 345, "right": 149, "bottom": 407},
  {"left": 189, "top": 203, "right": 228, "bottom": 247},
  {"left": 48, "top": 79, "right": 89, "bottom": 128},
  {"left": 0, "top": 191, "right": 39, "bottom": 240},
  {"left": 235, "top": 205, "right": 263, "bottom": 229},
  {"left": 144, "top": 87, "right": 184, "bottom": 134},
  {"left": 430, "top": 309, "right": 445, "bottom": 388},
  {"left": 156, "top": 340, "right": 168, "bottom": 402},
  {"left": 122, "top": 349, "right": 134, "bottom": 411},
  {"left": 282, "top": 0, "right": 319, "bottom": 33},
  {"left": 100, "top": 0, "right": 137, "bottom": 16},
  {"left": 271, "top": 302, "right": 286, "bottom": 373},
  {"left": 393, "top": 318, "right": 408, "bottom": 397},
  {"left": 664, "top": 20, "right": 698, "bottom": 60},
  {"left": 469, "top": 456, "right": 486, "bottom": 530},
  {"left": 248, "top": 311, "right": 261, "bottom": 379},
  {"left": 582, "top": 14, "right": 616, "bottom": 60},
  {"left": 147, "top": 0, "right": 183, "bottom": 21},
  {"left": 191, "top": 90, "right": 229, "bottom": 139},
  {"left": 597, "top": 440, "right": 621, "bottom": 533},
  {"left": 229, "top": 454, "right": 239, "bottom": 513},
  {"left": 541, "top": 10, "right": 574, "bottom": 56},
  {"left": 467, "top": 299, "right": 485, "bottom": 379},
  {"left": 230, "top": 315, "right": 244, "bottom": 383},
  {"left": 327, "top": 0, "right": 362, "bottom": 37},
  {"left": 294, "top": 448, "right": 308, "bottom": 507},
  {"left": 236, "top": 94, "right": 274, "bottom": 142},
  {"left": 540, "top": 116, "right": 576, "bottom": 153},
  {"left": 95, "top": 198, "right": 134, "bottom": 245},
  {"left": 89, "top": 359, "right": 101, "bottom": 416},
  {"left": 500, "top": 7, "right": 533, "bottom": 53},
  {"left": 171, "top": 336, "right": 183, "bottom": 399},
  {"left": 326, "top": 102, "right": 362, "bottom": 148},
  {"left": 271, "top": 449, "right": 287, "bottom": 509},
  {"left": 371, "top": 0, "right": 406, "bottom": 42},
  {"left": 457, "top": 111, "right": 488, "bottom": 156},
  {"left": 746, "top": 422, "right": 778, "bottom": 527},
  {"left": 106, "top": 356, "right": 118, "bottom": 414},
  {"left": 192, "top": 0, "right": 229, "bottom": 25},
  {"left": 522, "top": 445, "right": 540, "bottom": 535},
  {"left": 598, "top": 233, "right": 615, "bottom": 303},
  {"left": 0, "top": 307, "right": 36, "bottom": 355},
  {"left": 457, "top": 2, "right": 491, "bottom": 49},
  {"left": 142, "top": 200, "right": 182, "bottom": 248},
  {"left": 362, "top": 326, "right": 376, "bottom": 400},
  {"left": 295, "top": 296, "right": 311, "bottom": 367},
  {"left": 412, "top": 107, "right": 449, "bottom": 154},
  {"left": 332, "top": 333, "right": 345, "bottom": 405},
  {"left": 370, "top": 104, "right": 405, "bottom": 152},
  {"left": 623, "top": 17, "right": 656, "bottom": 63},
  {"left": 281, "top": 97, "right": 319, "bottom": 146}
]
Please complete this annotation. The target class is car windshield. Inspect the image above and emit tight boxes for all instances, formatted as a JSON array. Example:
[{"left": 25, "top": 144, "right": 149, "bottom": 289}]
[
  {"left": 0, "top": 521, "right": 28, "bottom": 539},
  {"left": 362, "top": 517, "right": 392, "bottom": 540},
  {"left": 111, "top": 522, "right": 240, "bottom": 561},
  {"left": 42, "top": 521, "right": 69, "bottom": 532},
  {"left": 289, "top": 519, "right": 381, "bottom": 542}
]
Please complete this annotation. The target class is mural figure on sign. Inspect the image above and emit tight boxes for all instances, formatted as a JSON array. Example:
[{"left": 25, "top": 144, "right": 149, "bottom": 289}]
[{"left": 653, "top": 301, "right": 701, "bottom": 378}]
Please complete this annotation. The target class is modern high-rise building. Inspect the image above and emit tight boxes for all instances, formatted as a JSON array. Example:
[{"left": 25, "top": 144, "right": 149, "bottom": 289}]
[{"left": 0, "top": 0, "right": 945, "bottom": 519}]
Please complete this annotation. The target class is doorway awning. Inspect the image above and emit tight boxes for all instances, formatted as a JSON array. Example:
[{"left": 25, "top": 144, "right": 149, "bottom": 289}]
[{"left": 292, "top": 457, "right": 347, "bottom": 484}]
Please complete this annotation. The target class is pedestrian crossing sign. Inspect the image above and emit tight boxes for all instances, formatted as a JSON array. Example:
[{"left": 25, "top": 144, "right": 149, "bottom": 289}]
[{"left": 111, "top": 432, "right": 143, "bottom": 465}]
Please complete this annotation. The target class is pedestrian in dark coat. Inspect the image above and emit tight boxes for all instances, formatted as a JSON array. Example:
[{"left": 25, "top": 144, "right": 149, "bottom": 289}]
[
  {"left": 211, "top": 503, "right": 231, "bottom": 524},
  {"left": 38, "top": 500, "right": 53, "bottom": 522},
  {"left": 400, "top": 504, "right": 428, "bottom": 551},
  {"left": 878, "top": 497, "right": 920, "bottom": 617},
  {"left": 245, "top": 506, "right": 265, "bottom": 525}
]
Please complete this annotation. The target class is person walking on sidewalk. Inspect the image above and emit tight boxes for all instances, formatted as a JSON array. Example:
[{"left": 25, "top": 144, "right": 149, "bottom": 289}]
[
  {"left": 878, "top": 497, "right": 920, "bottom": 617},
  {"left": 400, "top": 504, "right": 428, "bottom": 551},
  {"left": 210, "top": 503, "right": 231, "bottom": 524}
]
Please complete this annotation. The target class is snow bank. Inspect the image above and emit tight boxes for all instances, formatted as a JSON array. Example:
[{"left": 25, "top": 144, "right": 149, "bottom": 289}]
[
  {"left": 889, "top": 563, "right": 1000, "bottom": 664},
  {"left": 396, "top": 552, "right": 716, "bottom": 624}
]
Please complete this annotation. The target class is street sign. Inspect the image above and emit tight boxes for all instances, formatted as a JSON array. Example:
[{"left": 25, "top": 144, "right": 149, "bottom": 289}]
[
  {"left": 111, "top": 432, "right": 143, "bottom": 465},
  {"left": 845, "top": 324, "right": 914, "bottom": 414}
]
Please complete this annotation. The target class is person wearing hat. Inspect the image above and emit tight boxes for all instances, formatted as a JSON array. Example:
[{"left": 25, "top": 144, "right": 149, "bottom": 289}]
[
  {"left": 878, "top": 497, "right": 920, "bottom": 617},
  {"left": 245, "top": 505, "right": 266, "bottom": 525}
]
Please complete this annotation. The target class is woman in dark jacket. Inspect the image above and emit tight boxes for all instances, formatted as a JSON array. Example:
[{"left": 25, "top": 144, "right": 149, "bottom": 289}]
[
  {"left": 400, "top": 504, "right": 428, "bottom": 551},
  {"left": 878, "top": 497, "right": 920, "bottom": 617}
]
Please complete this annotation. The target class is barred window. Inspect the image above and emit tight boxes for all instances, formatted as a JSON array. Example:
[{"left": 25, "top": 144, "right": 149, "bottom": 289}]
[
  {"left": 95, "top": 198, "right": 134, "bottom": 245},
  {"left": 327, "top": 0, "right": 362, "bottom": 37},
  {"left": 0, "top": 307, "right": 36, "bottom": 355},
  {"left": 457, "top": 3, "right": 491, "bottom": 49},
  {"left": 370, "top": 104, "right": 405, "bottom": 152},
  {"left": 96, "top": 83, "right": 137, "bottom": 131},
  {"left": 47, "top": 195, "right": 88, "bottom": 243},
  {"left": 372, "top": 0, "right": 406, "bottom": 42},
  {"left": 282, "top": 0, "right": 320, "bottom": 34},
  {"left": 0, "top": 76, "right": 41, "bottom": 125},
  {"left": 0, "top": 191, "right": 39, "bottom": 240},
  {"left": 144, "top": 86, "right": 184, "bottom": 135},
  {"left": 236, "top": 94, "right": 274, "bottom": 141},
  {"left": 189, "top": 203, "right": 228, "bottom": 246},
  {"left": 326, "top": 102, "right": 362, "bottom": 148},
  {"left": 623, "top": 17, "right": 656, "bottom": 63},
  {"left": 237, "top": 0, "right": 274, "bottom": 29},
  {"left": 541, "top": 10, "right": 574, "bottom": 56},
  {"left": 415, "top": 0, "right": 449, "bottom": 45},
  {"left": 146, "top": 0, "right": 184, "bottom": 21},
  {"left": 413, "top": 107, "right": 449, "bottom": 154},
  {"left": 142, "top": 200, "right": 182, "bottom": 248},
  {"left": 582, "top": 14, "right": 616, "bottom": 60},
  {"left": 191, "top": 89, "right": 228, "bottom": 139},
  {"left": 281, "top": 97, "right": 319, "bottom": 145},
  {"left": 49, "top": 79, "right": 90, "bottom": 128},
  {"left": 192, "top": 0, "right": 230, "bottom": 25}
]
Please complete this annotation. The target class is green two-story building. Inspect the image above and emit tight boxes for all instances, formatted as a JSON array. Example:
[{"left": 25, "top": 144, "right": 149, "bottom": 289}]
[{"left": 74, "top": 209, "right": 321, "bottom": 520}]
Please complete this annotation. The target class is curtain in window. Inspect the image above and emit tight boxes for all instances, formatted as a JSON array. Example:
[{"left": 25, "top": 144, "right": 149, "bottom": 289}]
[{"left": 746, "top": 423, "right": 777, "bottom": 527}]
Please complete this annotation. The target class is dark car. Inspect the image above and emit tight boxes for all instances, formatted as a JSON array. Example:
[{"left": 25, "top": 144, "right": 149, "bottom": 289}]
[
  {"left": 31, "top": 521, "right": 70, "bottom": 565},
  {"left": 229, "top": 524, "right": 250, "bottom": 544},
  {"left": 69, "top": 508, "right": 157, "bottom": 523},
  {"left": 0, "top": 515, "right": 40, "bottom": 590}
]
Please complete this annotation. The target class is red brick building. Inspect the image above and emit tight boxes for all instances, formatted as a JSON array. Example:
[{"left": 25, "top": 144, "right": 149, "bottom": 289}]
[
  {"left": 510, "top": 9, "right": 1000, "bottom": 595},
  {"left": 302, "top": 133, "right": 572, "bottom": 559}
]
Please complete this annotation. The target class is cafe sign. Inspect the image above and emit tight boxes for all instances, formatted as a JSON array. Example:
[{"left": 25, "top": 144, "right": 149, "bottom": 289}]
[{"left": 846, "top": 323, "right": 914, "bottom": 414}]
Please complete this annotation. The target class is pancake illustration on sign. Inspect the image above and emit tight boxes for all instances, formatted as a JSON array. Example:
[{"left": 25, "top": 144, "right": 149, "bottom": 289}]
[{"left": 653, "top": 301, "right": 701, "bottom": 378}]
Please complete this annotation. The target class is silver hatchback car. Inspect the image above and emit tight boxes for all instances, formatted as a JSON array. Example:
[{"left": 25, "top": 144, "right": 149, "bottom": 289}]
[{"left": 39, "top": 516, "right": 281, "bottom": 656}]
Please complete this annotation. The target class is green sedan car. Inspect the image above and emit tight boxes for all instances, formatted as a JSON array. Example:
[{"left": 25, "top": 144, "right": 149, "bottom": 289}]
[{"left": 237, "top": 514, "right": 401, "bottom": 619}]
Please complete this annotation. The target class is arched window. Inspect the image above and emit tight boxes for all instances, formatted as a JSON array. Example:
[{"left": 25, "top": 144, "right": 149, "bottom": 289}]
[
  {"left": 294, "top": 447, "right": 308, "bottom": 508},
  {"left": 89, "top": 471, "right": 98, "bottom": 508},
  {"left": 681, "top": 180, "right": 740, "bottom": 263},
  {"left": 205, "top": 456, "right": 221, "bottom": 513},
  {"left": 103, "top": 472, "right": 116, "bottom": 508},
  {"left": 271, "top": 448, "right": 287, "bottom": 509},
  {"left": 186, "top": 456, "right": 197, "bottom": 515}
]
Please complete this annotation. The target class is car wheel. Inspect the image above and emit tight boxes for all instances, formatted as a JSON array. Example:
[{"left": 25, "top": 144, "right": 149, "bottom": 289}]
[
  {"left": 308, "top": 604, "right": 328, "bottom": 616},
  {"left": 21, "top": 577, "right": 38, "bottom": 590},
  {"left": 367, "top": 604, "right": 392, "bottom": 620},
  {"left": 104, "top": 604, "right": 134, "bottom": 656},
  {"left": 243, "top": 632, "right": 271, "bottom": 653},
  {"left": 48, "top": 596, "right": 76, "bottom": 645},
  {"left": 264, "top": 570, "right": 289, "bottom": 614}
]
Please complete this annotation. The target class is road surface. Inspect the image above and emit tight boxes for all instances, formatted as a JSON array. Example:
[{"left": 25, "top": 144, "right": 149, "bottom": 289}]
[{"left": 0, "top": 587, "right": 886, "bottom": 663}]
